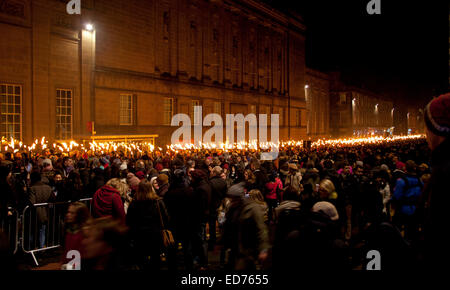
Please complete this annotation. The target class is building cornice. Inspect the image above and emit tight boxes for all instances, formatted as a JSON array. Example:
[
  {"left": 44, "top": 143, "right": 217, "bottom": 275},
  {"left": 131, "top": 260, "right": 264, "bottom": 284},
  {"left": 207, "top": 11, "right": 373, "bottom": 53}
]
[
  {"left": 334, "top": 85, "right": 393, "bottom": 103},
  {"left": 225, "top": 0, "right": 306, "bottom": 33},
  {"left": 306, "top": 68, "right": 330, "bottom": 81}
]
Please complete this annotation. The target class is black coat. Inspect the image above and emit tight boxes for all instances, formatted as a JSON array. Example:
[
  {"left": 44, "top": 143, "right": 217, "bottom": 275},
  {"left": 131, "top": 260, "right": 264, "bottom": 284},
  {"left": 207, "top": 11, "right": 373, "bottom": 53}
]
[
  {"left": 126, "top": 199, "right": 169, "bottom": 252},
  {"left": 0, "top": 181, "right": 13, "bottom": 221},
  {"left": 253, "top": 169, "right": 269, "bottom": 196},
  {"left": 209, "top": 176, "right": 227, "bottom": 212},
  {"left": 90, "top": 168, "right": 105, "bottom": 194},
  {"left": 191, "top": 179, "right": 211, "bottom": 223},
  {"left": 274, "top": 212, "right": 349, "bottom": 271},
  {"left": 164, "top": 184, "right": 194, "bottom": 235},
  {"left": 78, "top": 168, "right": 91, "bottom": 197},
  {"left": 424, "top": 137, "right": 450, "bottom": 267}
]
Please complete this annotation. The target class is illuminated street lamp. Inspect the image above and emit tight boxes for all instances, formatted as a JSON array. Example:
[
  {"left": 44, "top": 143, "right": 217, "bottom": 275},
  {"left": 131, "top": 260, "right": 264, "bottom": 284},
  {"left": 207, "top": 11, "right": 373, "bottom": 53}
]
[
  {"left": 85, "top": 23, "right": 94, "bottom": 31},
  {"left": 304, "top": 84, "right": 310, "bottom": 134}
]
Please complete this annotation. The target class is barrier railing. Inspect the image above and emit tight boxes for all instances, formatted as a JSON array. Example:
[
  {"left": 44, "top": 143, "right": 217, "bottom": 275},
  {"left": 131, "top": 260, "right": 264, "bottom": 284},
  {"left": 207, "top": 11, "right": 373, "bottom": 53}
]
[
  {"left": 0, "top": 207, "right": 19, "bottom": 255},
  {"left": 20, "top": 198, "right": 92, "bottom": 266}
]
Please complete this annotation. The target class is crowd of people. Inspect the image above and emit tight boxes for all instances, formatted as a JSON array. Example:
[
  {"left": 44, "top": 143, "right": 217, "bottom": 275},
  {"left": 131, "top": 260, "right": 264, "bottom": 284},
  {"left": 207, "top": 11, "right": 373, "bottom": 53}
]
[{"left": 0, "top": 93, "right": 449, "bottom": 272}]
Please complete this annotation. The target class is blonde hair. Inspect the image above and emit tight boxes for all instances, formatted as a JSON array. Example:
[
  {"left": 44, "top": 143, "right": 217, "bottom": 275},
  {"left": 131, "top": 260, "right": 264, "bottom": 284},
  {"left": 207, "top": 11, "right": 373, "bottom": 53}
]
[
  {"left": 319, "top": 179, "right": 337, "bottom": 199},
  {"left": 244, "top": 169, "right": 256, "bottom": 183},
  {"left": 106, "top": 178, "right": 130, "bottom": 198},
  {"left": 248, "top": 189, "right": 266, "bottom": 206},
  {"left": 135, "top": 179, "right": 159, "bottom": 201}
]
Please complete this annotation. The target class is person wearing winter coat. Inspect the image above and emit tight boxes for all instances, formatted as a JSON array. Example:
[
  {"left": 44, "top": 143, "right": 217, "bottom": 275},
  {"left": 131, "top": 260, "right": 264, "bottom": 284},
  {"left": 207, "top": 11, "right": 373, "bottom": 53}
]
[
  {"left": 92, "top": 184, "right": 126, "bottom": 223},
  {"left": 392, "top": 160, "right": 423, "bottom": 241},
  {"left": 61, "top": 201, "right": 91, "bottom": 269},
  {"left": 106, "top": 178, "right": 131, "bottom": 214},
  {"left": 29, "top": 171, "right": 55, "bottom": 248},
  {"left": 223, "top": 182, "right": 270, "bottom": 271},
  {"left": 284, "top": 163, "right": 302, "bottom": 193},
  {"left": 0, "top": 165, "right": 14, "bottom": 224},
  {"left": 420, "top": 93, "right": 450, "bottom": 269},
  {"left": 265, "top": 172, "right": 283, "bottom": 223},
  {"left": 273, "top": 186, "right": 303, "bottom": 266},
  {"left": 156, "top": 174, "right": 169, "bottom": 198},
  {"left": 126, "top": 180, "right": 169, "bottom": 270},
  {"left": 164, "top": 169, "right": 195, "bottom": 270},
  {"left": 189, "top": 169, "right": 211, "bottom": 270},
  {"left": 250, "top": 159, "right": 269, "bottom": 197},
  {"left": 81, "top": 216, "right": 129, "bottom": 270},
  {"left": 274, "top": 201, "right": 349, "bottom": 273},
  {"left": 208, "top": 166, "right": 227, "bottom": 249}
]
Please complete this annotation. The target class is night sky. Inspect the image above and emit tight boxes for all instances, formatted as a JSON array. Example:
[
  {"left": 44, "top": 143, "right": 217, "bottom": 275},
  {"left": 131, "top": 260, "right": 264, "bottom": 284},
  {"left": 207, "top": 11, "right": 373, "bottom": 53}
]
[{"left": 263, "top": 0, "right": 449, "bottom": 107}]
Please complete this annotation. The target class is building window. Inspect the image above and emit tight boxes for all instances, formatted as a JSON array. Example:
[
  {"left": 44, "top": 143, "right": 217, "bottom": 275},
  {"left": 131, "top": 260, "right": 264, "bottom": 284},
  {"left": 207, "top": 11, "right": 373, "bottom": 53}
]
[
  {"left": 56, "top": 89, "right": 73, "bottom": 140},
  {"left": 213, "top": 101, "right": 222, "bottom": 116},
  {"left": 191, "top": 100, "right": 201, "bottom": 125},
  {"left": 119, "top": 94, "right": 133, "bottom": 125},
  {"left": 0, "top": 84, "right": 21, "bottom": 139},
  {"left": 296, "top": 109, "right": 301, "bottom": 127},
  {"left": 163, "top": 97, "right": 173, "bottom": 125}
]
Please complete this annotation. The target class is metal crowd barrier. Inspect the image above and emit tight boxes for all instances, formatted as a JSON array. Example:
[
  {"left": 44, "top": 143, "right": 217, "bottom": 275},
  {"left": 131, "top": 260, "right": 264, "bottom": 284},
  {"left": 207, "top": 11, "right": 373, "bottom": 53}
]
[
  {"left": 20, "top": 198, "right": 92, "bottom": 266},
  {"left": 0, "top": 207, "right": 19, "bottom": 255}
]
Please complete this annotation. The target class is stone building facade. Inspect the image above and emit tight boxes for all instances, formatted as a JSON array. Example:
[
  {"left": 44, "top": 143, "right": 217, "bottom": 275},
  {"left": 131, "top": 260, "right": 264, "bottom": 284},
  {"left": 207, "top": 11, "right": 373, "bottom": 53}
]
[
  {"left": 330, "top": 76, "right": 394, "bottom": 138},
  {"left": 0, "top": 0, "right": 307, "bottom": 146},
  {"left": 305, "top": 68, "right": 330, "bottom": 139},
  {"left": 407, "top": 107, "right": 425, "bottom": 135}
]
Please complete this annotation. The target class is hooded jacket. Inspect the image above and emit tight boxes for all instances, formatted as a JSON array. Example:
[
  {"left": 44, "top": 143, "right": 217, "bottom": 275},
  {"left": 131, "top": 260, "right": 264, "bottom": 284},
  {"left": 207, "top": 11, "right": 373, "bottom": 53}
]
[
  {"left": 92, "top": 185, "right": 125, "bottom": 222},
  {"left": 393, "top": 174, "right": 423, "bottom": 216}
]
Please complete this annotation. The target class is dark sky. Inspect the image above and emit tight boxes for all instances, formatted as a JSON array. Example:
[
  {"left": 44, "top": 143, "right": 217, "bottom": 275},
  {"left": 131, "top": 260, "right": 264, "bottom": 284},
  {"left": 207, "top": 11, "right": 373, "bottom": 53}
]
[{"left": 263, "top": 0, "right": 449, "bottom": 107}]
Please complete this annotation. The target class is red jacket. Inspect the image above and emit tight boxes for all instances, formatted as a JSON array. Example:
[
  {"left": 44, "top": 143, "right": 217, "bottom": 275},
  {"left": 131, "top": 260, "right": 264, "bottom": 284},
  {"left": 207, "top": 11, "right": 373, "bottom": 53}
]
[
  {"left": 92, "top": 185, "right": 126, "bottom": 222},
  {"left": 265, "top": 178, "right": 283, "bottom": 200}
]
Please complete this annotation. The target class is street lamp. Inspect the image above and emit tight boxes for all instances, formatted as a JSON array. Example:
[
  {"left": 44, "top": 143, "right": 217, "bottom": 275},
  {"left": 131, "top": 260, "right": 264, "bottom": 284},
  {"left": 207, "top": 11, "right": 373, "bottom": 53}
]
[
  {"left": 85, "top": 23, "right": 94, "bottom": 31},
  {"left": 304, "top": 84, "right": 309, "bottom": 135}
]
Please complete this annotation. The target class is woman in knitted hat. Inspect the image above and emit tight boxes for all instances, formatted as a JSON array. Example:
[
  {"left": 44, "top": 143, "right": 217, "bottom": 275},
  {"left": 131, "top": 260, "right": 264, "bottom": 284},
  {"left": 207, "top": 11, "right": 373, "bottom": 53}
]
[
  {"left": 423, "top": 93, "right": 450, "bottom": 268},
  {"left": 149, "top": 175, "right": 159, "bottom": 192},
  {"left": 126, "top": 173, "right": 141, "bottom": 193}
]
